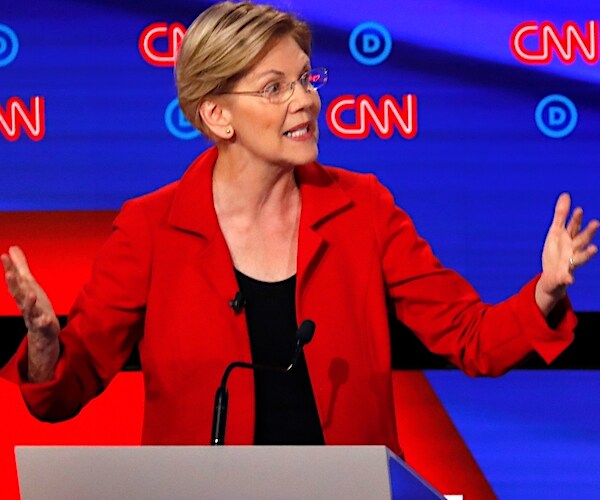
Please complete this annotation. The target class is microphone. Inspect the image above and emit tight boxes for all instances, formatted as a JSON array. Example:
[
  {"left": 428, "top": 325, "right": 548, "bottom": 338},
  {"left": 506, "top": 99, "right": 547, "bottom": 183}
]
[
  {"left": 228, "top": 291, "right": 245, "bottom": 313},
  {"left": 211, "top": 319, "right": 316, "bottom": 446}
]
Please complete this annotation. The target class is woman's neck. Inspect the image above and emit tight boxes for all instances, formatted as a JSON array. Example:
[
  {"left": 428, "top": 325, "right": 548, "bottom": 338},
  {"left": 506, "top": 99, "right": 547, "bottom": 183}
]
[
  {"left": 212, "top": 149, "right": 299, "bottom": 220},
  {"left": 211, "top": 146, "right": 302, "bottom": 281}
]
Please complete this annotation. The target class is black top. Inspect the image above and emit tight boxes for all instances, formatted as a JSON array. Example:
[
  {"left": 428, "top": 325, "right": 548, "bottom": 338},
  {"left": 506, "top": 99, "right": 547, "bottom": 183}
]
[{"left": 234, "top": 269, "right": 324, "bottom": 445}]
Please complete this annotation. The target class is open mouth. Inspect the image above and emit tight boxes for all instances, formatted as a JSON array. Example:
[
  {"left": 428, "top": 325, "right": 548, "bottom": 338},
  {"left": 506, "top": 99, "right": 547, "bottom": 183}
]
[{"left": 283, "top": 123, "right": 311, "bottom": 138}]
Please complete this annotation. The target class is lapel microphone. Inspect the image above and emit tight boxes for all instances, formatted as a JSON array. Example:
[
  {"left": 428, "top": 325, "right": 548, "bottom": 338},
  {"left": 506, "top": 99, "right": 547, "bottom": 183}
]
[{"left": 228, "top": 291, "right": 245, "bottom": 314}]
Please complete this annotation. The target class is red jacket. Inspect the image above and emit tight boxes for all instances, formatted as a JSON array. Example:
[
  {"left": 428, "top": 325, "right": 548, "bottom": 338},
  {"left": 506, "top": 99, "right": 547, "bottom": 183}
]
[{"left": 6, "top": 147, "right": 575, "bottom": 456}]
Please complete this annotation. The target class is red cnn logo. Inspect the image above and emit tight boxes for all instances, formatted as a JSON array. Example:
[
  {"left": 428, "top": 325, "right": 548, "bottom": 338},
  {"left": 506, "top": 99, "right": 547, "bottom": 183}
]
[
  {"left": 510, "top": 21, "right": 598, "bottom": 64},
  {"left": 326, "top": 94, "right": 417, "bottom": 140},
  {"left": 0, "top": 97, "right": 46, "bottom": 142},
  {"left": 139, "top": 22, "right": 186, "bottom": 67}
]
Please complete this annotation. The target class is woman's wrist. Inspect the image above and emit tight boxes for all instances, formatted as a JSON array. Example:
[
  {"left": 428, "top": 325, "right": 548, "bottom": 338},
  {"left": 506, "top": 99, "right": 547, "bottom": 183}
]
[
  {"left": 27, "top": 333, "right": 60, "bottom": 383},
  {"left": 534, "top": 276, "right": 567, "bottom": 318}
]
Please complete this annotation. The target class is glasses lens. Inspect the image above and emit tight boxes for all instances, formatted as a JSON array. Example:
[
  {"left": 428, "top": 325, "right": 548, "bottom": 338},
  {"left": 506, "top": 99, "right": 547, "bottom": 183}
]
[
  {"left": 269, "top": 80, "right": 294, "bottom": 104},
  {"left": 307, "top": 68, "right": 328, "bottom": 90},
  {"left": 269, "top": 68, "right": 329, "bottom": 103}
]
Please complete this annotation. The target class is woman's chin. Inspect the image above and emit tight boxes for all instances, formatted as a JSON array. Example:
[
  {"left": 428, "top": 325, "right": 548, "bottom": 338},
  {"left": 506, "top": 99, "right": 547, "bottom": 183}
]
[{"left": 292, "top": 142, "right": 319, "bottom": 166}]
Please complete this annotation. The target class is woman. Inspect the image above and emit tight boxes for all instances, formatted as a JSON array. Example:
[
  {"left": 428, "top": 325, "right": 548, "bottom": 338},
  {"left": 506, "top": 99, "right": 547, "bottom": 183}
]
[{"left": 1, "top": 2, "right": 598, "bottom": 455}]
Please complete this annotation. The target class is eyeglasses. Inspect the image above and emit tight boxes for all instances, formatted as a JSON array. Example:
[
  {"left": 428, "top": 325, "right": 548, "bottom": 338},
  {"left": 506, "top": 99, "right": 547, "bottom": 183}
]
[{"left": 220, "top": 67, "right": 329, "bottom": 104}]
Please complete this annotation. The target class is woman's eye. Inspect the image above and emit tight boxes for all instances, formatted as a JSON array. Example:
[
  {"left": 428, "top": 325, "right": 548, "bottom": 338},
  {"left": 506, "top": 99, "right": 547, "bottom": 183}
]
[{"left": 264, "top": 81, "right": 283, "bottom": 96}]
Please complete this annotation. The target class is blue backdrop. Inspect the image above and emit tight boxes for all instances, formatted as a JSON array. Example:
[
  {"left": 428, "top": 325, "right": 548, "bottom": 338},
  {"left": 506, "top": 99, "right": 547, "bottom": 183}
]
[{"left": 1, "top": 0, "right": 598, "bottom": 309}]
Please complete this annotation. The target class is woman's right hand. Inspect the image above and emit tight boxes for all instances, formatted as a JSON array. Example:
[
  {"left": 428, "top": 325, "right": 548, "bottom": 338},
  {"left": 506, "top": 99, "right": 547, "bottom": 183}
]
[{"left": 1, "top": 246, "right": 60, "bottom": 382}]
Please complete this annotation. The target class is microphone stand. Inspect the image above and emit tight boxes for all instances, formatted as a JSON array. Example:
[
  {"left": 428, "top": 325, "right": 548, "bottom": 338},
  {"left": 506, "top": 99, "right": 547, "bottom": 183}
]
[{"left": 211, "top": 320, "right": 315, "bottom": 446}]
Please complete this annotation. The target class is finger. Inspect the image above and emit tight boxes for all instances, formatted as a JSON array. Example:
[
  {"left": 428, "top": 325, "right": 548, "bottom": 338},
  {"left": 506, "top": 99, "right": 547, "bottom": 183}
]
[
  {"left": 566, "top": 207, "right": 583, "bottom": 238},
  {"left": 4, "top": 269, "right": 19, "bottom": 296},
  {"left": 22, "top": 292, "right": 59, "bottom": 336},
  {"left": 572, "top": 219, "right": 600, "bottom": 252},
  {"left": 551, "top": 192, "right": 571, "bottom": 229},
  {"left": 19, "top": 290, "right": 37, "bottom": 319},
  {"left": 572, "top": 244, "right": 598, "bottom": 269},
  {"left": 563, "top": 272, "right": 575, "bottom": 286},
  {"left": 8, "top": 246, "right": 33, "bottom": 279},
  {"left": 4, "top": 269, "right": 30, "bottom": 305},
  {"left": 585, "top": 243, "right": 598, "bottom": 259},
  {"left": 1, "top": 253, "right": 17, "bottom": 276},
  {"left": 22, "top": 293, "right": 52, "bottom": 331},
  {"left": 3, "top": 253, "right": 35, "bottom": 296}
]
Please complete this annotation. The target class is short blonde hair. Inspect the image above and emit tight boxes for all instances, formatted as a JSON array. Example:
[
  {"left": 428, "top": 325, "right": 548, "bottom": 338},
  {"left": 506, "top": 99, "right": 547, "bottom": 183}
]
[{"left": 176, "top": 1, "right": 311, "bottom": 138}]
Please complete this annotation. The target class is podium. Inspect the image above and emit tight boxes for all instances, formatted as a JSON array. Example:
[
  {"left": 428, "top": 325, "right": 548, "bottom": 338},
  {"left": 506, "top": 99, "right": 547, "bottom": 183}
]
[{"left": 16, "top": 445, "right": 445, "bottom": 499}]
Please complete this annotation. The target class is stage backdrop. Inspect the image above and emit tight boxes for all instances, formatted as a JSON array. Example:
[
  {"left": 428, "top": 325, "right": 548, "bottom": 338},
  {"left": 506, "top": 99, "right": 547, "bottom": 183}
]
[
  {"left": 1, "top": 0, "right": 599, "bottom": 498},
  {"left": 1, "top": 0, "right": 598, "bottom": 308}
]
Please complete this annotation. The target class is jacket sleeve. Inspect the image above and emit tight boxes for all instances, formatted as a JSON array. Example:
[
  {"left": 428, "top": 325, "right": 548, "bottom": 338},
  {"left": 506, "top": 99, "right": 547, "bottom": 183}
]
[
  {"left": 4, "top": 200, "right": 152, "bottom": 421},
  {"left": 369, "top": 176, "right": 576, "bottom": 376}
]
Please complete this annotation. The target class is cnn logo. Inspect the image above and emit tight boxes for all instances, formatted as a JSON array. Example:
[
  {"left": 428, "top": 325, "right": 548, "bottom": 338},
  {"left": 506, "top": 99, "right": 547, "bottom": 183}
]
[
  {"left": 139, "top": 22, "right": 186, "bottom": 67},
  {"left": 511, "top": 20, "right": 598, "bottom": 64},
  {"left": 326, "top": 94, "right": 418, "bottom": 140},
  {"left": 0, "top": 97, "right": 45, "bottom": 142}
]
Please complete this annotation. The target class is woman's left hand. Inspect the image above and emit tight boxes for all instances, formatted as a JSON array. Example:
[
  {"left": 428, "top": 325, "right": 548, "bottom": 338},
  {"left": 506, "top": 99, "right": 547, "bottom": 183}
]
[{"left": 536, "top": 193, "right": 599, "bottom": 316}]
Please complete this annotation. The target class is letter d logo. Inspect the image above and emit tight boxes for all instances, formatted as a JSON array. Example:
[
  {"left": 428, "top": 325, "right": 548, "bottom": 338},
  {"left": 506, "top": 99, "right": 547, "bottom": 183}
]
[
  {"left": 0, "top": 24, "right": 19, "bottom": 67},
  {"left": 535, "top": 95, "right": 578, "bottom": 138},
  {"left": 349, "top": 22, "right": 392, "bottom": 66}
]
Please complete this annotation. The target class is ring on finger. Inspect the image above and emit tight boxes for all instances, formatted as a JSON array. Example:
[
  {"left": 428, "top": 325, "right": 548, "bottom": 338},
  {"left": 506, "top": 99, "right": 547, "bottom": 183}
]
[{"left": 568, "top": 256, "right": 575, "bottom": 273}]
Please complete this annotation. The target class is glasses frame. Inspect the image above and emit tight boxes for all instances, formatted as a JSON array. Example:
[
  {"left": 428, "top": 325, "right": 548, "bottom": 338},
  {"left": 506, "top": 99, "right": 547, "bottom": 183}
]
[{"left": 219, "top": 67, "right": 329, "bottom": 104}]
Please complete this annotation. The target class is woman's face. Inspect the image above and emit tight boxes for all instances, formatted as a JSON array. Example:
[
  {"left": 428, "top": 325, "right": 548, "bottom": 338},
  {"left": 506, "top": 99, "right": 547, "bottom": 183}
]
[{"left": 224, "top": 35, "right": 321, "bottom": 168}]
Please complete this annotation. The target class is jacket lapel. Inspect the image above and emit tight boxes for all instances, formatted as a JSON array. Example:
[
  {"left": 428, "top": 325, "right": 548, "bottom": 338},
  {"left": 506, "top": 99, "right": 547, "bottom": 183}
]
[
  {"left": 168, "top": 147, "right": 239, "bottom": 305},
  {"left": 295, "top": 163, "right": 353, "bottom": 303},
  {"left": 167, "top": 147, "right": 353, "bottom": 312}
]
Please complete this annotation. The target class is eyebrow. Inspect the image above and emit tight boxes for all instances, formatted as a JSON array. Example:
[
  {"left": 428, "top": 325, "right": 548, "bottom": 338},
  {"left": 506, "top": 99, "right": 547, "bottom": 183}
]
[
  {"left": 253, "top": 63, "right": 311, "bottom": 80},
  {"left": 255, "top": 69, "right": 286, "bottom": 79}
]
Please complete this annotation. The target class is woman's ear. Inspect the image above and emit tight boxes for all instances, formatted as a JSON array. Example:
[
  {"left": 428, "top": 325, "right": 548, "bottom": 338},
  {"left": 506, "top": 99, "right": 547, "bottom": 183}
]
[{"left": 198, "top": 99, "right": 234, "bottom": 140}]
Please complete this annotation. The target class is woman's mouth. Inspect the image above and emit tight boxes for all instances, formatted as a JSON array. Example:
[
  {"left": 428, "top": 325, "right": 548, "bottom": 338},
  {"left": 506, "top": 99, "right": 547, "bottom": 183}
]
[{"left": 283, "top": 122, "right": 314, "bottom": 140}]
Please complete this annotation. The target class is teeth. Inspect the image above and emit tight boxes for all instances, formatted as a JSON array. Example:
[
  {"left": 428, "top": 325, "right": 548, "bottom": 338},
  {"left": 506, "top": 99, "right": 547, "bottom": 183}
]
[{"left": 285, "top": 127, "right": 308, "bottom": 138}]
